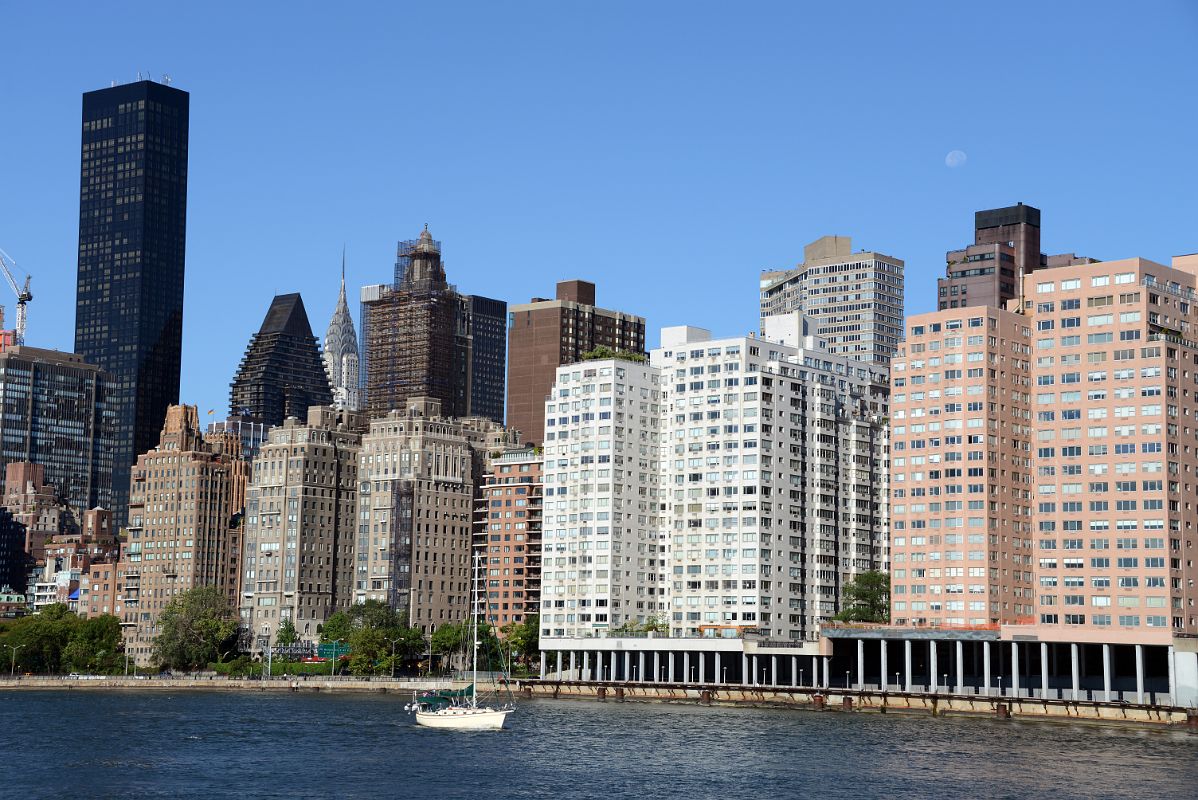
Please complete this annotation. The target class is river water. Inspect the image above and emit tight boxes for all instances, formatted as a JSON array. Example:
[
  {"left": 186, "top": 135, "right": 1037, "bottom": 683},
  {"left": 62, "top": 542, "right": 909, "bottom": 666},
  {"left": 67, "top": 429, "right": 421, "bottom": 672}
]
[{"left": 0, "top": 691, "right": 1193, "bottom": 799}]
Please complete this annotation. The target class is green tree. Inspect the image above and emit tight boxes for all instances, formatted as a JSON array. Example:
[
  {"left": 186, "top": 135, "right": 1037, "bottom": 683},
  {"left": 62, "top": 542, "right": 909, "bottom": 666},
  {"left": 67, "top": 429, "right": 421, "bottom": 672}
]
[
  {"left": 319, "top": 602, "right": 425, "bottom": 674},
  {"left": 501, "top": 614, "right": 540, "bottom": 668},
  {"left": 63, "top": 615, "right": 123, "bottom": 673},
  {"left": 152, "top": 586, "right": 240, "bottom": 669},
  {"left": 0, "top": 604, "right": 79, "bottom": 673},
  {"left": 319, "top": 611, "right": 354, "bottom": 644},
  {"left": 348, "top": 627, "right": 387, "bottom": 676},
  {"left": 833, "top": 570, "right": 890, "bottom": 623},
  {"left": 431, "top": 621, "right": 499, "bottom": 671},
  {"left": 580, "top": 346, "right": 646, "bottom": 363},
  {"left": 275, "top": 618, "right": 298, "bottom": 647}
]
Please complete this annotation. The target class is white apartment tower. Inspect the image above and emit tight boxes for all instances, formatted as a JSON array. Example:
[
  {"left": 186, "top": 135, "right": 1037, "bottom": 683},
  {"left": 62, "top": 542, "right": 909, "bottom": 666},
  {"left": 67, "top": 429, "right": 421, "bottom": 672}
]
[
  {"left": 539, "top": 359, "right": 666, "bottom": 638},
  {"left": 760, "top": 235, "right": 905, "bottom": 366},
  {"left": 654, "top": 318, "right": 889, "bottom": 641}
]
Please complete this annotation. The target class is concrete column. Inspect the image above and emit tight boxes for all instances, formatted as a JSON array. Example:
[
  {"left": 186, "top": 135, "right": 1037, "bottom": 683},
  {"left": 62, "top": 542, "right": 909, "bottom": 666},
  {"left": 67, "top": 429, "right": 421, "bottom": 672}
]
[
  {"left": 751, "top": 655, "right": 759, "bottom": 686},
  {"left": 1102, "top": 643, "right": 1112, "bottom": 701},
  {"left": 955, "top": 640, "right": 964, "bottom": 694},
  {"left": 583, "top": 651, "right": 590, "bottom": 680},
  {"left": 609, "top": 651, "right": 617, "bottom": 682},
  {"left": 1168, "top": 645, "right": 1177, "bottom": 705},
  {"left": 822, "top": 656, "right": 830, "bottom": 689},
  {"left": 570, "top": 651, "right": 577, "bottom": 678},
  {"left": 653, "top": 651, "right": 660, "bottom": 683},
  {"left": 856, "top": 639, "right": 865, "bottom": 689},
  {"left": 742, "top": 654, "right": 749, "bottom": 685},
  {"left": 698, "top": 651, "right": 706, "bottom": 684},
  {"left": 771, "top": 655, "right": 778, "bottom": 687},
  {"left": 555, "top": 651, "right": 563, "bottom": 679},
  {"left": 930, "top": 641, "right": 939, "bottom": 692},
  {"left": 638, "top": 652, "right": 645, "bottom": 683},
  {"left": 684, "top": 652, "right": 691, "bottom": 684},
  {"left": 1040, "top": 642, "right": 1049, "bottom": 699},
  {"left": 540, "top": 651, "right": 547, "bottom": 680},
  {"left": 904, "top": 639, "right": 912, "bottom": 692},
  {"left": 880, "top": 640, "right": 888, "bottom": 691},
  {"left": 623, "top": 651, "right": 631, "bottom": 682},
  {"left": 1135, "top": 644, "right": 1144, "bottom": 704},
  {"left": 983, "top": 641, "right": 991, "bottom": 695},
  {"left": 1078, "top": 641, "right": 1087, "bottom": 699},
  {"left": 1011, "top": 642, "right": 1020, "bottom": 696},
  {"left": 715, "top": 652, "right": 722, "bottom": 684},
  {"left": 812, "top": 656, "right": 818, "bottom": 688},
  {"left": 791, "top": 655, "right": 798, "bottom": 688},
  {"left": 668, "top": 652, "right": 675, "bottom": 683}
]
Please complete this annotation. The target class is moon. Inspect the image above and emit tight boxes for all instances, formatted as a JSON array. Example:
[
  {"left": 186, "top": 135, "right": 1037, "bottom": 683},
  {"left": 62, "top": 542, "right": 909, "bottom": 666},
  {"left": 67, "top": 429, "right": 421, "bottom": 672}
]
[{"left": 945, "top": 150, "right": 968, "bottom": 168}]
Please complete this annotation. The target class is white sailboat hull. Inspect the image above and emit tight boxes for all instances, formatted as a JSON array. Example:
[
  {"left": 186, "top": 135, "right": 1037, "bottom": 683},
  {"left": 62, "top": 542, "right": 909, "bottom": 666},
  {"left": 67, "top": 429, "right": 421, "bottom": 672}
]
[{"left": 415, "top": 707, "right": 512, "bottom": 730}]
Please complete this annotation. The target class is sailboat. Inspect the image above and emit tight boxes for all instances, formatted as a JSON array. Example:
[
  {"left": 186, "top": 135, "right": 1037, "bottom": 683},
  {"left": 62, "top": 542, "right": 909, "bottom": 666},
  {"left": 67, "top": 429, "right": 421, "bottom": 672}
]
[{"left": 408, "top": 552, "right": 513, "bottom": 730}]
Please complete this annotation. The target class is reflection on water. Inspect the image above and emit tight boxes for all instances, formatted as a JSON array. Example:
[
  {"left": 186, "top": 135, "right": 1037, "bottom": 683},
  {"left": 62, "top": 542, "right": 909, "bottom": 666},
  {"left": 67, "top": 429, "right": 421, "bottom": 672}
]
[{"left": 0, "top": 691, "right": 1194, "bottom": 800}]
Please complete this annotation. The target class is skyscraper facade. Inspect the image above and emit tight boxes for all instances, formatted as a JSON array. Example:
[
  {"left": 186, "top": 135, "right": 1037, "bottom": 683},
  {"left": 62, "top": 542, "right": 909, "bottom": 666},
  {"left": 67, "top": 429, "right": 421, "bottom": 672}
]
[
  {"left": 507, "top": 280, "right": 646, "bottom": 446},
  {"left": 362, "top": 230, "right": 465, "bottom": 418},
  {"left": 0, "top": 346, "right": 114, "bottom": 517},
  {"left": 539, "top": 358, "right": 664, "bottom": 639},
  {"left": 937, "top": 202, "right": 1095, "bottom": 311},
  {"left": 74, "top": 80, "right": 189, "bottom": 530},
  {"left": 895, "top": 254, "right": 1198, "bottom": 638},
  {"left": 230, "top": 293, "right": 333, "bottom": 428},
  {"left": 474, "top": 447, "right": 543, "bottom": 632},
  {"left": 760, "top": 236, "right": 905, "bottom": 366},
  {"left": 462, "top": 294, "right": 508, "bottom": 424},
  {"left": 123, "top": 405, "right": 248, "bottom": 663},
  {"left": 240, "top": 406, "right": 364, "bottom": 645},
  {"left": 655, "top": 319, "right": 889, "bottom": 640},
  {"left": 889, "top": 307, "right": 1035, "bottom": 627}
]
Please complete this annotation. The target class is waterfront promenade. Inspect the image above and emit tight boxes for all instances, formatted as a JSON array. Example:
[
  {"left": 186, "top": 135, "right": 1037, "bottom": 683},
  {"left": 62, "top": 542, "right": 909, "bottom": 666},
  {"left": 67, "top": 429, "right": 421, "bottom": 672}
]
[
  {"left": 518, "top": 678, "right": 1198, "bottom": 728},
  {"left": 0, "top": 675, "right": 454, "bottom": 694}
]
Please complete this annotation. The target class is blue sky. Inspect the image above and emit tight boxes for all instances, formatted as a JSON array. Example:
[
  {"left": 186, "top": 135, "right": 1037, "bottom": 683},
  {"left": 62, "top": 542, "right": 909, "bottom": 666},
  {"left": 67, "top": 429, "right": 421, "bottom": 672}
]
[{"left": 3, "top": 1, "right": 1197, "bottom": 420}]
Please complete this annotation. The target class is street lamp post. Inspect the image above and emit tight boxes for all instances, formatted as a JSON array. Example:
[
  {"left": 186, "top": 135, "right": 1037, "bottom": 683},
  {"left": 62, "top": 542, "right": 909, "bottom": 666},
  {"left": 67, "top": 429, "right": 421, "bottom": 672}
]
[
  {"left": 5, "top": 644, "right": 25, "bottom": 676},
  {"left": 894, "top": 671, "right": 900, "bottom": 691},
  {"left": 721, "top": 666, "right": 727, "bottom": 684},
  {"left": 845, "top": 670, "right": 851, "bottom": 691},
  {"left": 799, "top": 668, "right": 804, "bottom": 688},
  {"left": 332, "top": 639, "right": 343, "bottom": 677},
  {"left": 386, "top": 637, "right": 401, "bottom": 679},
  {"left": 943, "top": 673, "right": 949, "bottom": 694}
]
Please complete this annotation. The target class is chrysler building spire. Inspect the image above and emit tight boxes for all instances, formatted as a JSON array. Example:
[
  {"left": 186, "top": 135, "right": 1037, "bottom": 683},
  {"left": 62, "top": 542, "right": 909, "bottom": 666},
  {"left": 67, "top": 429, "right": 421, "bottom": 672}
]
[{"left": 324, "top": 249, "right": 362, "bottom": 411}]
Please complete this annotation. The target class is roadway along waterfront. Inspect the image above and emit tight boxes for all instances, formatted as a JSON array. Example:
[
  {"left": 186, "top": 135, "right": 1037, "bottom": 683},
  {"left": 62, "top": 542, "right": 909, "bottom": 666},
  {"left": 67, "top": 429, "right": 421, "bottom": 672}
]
[{"left": 0, "top": 691, "right": 1195, "bottom": 800}]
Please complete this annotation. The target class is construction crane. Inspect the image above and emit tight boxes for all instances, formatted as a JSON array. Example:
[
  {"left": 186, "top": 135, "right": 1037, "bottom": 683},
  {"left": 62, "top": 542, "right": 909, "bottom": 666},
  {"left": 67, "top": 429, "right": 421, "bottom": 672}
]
[{"left": 0, "top": 248, "right": 33, "bottom": 346}]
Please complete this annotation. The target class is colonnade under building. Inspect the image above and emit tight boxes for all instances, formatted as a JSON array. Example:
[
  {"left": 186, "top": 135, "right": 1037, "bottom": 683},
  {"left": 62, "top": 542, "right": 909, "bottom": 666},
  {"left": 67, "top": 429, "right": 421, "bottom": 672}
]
[{"left": 539, "top": 630, "right": 1192, "bottom": 706}]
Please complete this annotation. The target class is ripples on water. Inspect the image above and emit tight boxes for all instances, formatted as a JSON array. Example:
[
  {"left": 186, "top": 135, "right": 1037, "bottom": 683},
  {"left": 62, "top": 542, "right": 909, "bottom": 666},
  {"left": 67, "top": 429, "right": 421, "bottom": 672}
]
[{"left": 0, "top": 691, "right": 1193, "bottom": 800}]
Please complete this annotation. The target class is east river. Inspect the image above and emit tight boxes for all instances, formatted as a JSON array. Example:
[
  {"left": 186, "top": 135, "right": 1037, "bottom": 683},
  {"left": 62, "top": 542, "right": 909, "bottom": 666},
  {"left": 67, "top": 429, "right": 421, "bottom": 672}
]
[{"left": 0, "top": 691, "right": 1194, "bottom": 799}]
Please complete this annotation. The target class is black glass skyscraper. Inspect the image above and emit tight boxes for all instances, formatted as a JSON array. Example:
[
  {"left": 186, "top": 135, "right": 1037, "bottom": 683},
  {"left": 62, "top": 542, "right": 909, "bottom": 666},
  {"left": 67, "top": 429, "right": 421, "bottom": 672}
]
[
  {"left": 229, "top": 293, "right": 333, "bottom": 428},
  {"left": 462, "top": 294, "right": 507, "bottom": 424},
  {"left": 74, "top": 80, "right": 189, "bottom": 530}
]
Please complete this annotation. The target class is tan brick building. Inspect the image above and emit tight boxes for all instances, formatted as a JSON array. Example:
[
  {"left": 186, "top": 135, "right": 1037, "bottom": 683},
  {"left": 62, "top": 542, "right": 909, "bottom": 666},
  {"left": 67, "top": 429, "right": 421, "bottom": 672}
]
[
  {"left": 474, "top": 448, "right": 543, "bottom": 633},
  {"left": 506, "top": 280, "right": 645, "bottom": 446},
  {"left": 123, "top": 405, "right": 248, "bottom": 663}
]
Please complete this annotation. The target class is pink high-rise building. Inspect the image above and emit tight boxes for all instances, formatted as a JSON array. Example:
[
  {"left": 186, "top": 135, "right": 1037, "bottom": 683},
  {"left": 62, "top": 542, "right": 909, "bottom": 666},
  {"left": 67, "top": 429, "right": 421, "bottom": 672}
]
[
  {"left": 894, "top": 254, "right": 1198, "bottom": 640},
  {"left": 889, "top": 308, "right": 1034, "bottom": 627}
]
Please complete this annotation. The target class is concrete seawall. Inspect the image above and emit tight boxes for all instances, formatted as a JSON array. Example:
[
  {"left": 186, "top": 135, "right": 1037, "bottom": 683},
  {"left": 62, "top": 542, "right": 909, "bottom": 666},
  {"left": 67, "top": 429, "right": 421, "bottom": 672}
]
[
  {"left": 0, "top": 676, "right": 456, "bottom": 694},
  {"left": 518, "top": 680, "right": 1198, "bottom": 728}
]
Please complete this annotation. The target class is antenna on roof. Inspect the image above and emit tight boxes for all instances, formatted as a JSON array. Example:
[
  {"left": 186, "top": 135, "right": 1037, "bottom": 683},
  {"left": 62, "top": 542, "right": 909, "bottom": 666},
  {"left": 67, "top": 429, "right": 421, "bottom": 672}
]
[{"left": 162, "top": 74, "right": 173, "bottom": 86}]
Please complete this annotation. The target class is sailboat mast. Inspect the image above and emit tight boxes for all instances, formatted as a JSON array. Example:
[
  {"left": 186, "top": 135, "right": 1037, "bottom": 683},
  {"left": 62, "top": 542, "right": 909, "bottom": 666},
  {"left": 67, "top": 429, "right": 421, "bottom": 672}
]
[{"left": 471, "top": 550, "right": 479, "bottom": 707}]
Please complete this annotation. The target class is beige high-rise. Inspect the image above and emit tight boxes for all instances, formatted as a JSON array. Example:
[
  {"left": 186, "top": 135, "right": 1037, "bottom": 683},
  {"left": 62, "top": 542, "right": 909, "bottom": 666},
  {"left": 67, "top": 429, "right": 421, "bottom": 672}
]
[
  {"left": 357, "top": 397, "right": 517, "bottom": 632},
  {"left": 123, "top": 406, "right": 249, "bottom": 664},
  {"left": 240, "top": 406, "right": 365, "bottom": 647}
]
